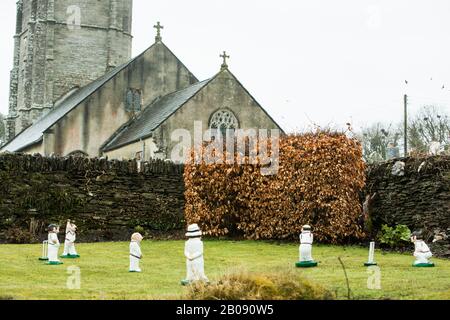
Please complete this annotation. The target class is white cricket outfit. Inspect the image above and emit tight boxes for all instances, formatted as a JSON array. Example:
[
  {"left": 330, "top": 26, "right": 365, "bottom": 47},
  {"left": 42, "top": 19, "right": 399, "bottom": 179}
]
[
  {"left": 63, "top": 226, "right": 78, "bottom": 256},
  {"left": 48, "top": 232, "right": 61, "bottom": 263},
  {"left": 414, "top": 240, "right": 432, "bottom": 264},
  {"left": 299, "top": 231, "right": 314, "bottom": 262},
  {"left": 129, "top": 241, "right": 142, "bottom": 272},
  {"left": 185, "top": 238, "right": 208, "bottom": 282}
]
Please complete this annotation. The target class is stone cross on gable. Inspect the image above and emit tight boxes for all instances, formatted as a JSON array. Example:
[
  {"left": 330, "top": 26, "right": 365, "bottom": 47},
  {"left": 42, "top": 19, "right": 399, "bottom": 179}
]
[
  {"left": 154, "top": 21, "right": 164, "bottom": 42},
  {"left": 220, "top": 51, "right": 230, "bottom": 71}
]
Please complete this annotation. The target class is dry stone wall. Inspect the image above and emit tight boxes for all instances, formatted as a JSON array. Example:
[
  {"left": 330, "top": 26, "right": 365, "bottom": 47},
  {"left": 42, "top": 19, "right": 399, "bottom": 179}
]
[
  {"left": 366, "top": 156, "right": 450, "bottom": 257},
  {"left": 0, "top": 153, "right": 185, "bottom": 243},
  {"left": 1, "top": 153, "right": 449, "bottom": 258}
]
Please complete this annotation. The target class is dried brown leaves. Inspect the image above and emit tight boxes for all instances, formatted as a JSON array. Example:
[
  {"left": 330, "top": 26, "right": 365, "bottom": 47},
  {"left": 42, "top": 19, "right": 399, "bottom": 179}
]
[{"left": 184, "top": 132, "right": 366, "bottom": 243}]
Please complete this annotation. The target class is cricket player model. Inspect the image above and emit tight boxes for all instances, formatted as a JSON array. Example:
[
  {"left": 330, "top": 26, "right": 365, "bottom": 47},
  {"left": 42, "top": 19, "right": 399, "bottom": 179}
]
[
  {"left": 182, "top": 224, "right": 209, "bottom": 285},
  {"left": 411, "top": 231, "right": 434, "bottom": 267},
  {"left": 129, "top": 233, "right": 144, "bottom": 273},
  {"left": 61, "top": 220, "right": 80, "bottom": 259},
  {"left": 296, "top": 225, "right": 318, "bottom": 268},
  {"left": 47, "top": 224, "right": 63, "bottom": 265}
]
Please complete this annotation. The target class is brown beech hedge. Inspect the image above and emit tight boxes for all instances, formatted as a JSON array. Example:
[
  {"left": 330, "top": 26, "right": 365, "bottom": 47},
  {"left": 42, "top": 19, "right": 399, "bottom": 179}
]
[{"left": 184, "top": 132, "right": 366, "bottom": 243}]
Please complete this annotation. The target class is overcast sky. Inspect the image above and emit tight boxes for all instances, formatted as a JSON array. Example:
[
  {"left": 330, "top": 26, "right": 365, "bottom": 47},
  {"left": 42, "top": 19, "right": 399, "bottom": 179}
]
[{"left": 1, "top": 0, "right": 450, "bottom": 133}]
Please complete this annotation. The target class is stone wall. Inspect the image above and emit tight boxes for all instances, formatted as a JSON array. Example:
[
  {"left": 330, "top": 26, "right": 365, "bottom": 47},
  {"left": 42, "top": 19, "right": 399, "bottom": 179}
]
[
  {"left": 0, "top": 153, "right": 185, "bottom": 243},
  {"left": 2, "top": 153, "right": 449, "bottom": 255},
  {"left": 366, "top": 156, "right": 450, "bottom": 257}
]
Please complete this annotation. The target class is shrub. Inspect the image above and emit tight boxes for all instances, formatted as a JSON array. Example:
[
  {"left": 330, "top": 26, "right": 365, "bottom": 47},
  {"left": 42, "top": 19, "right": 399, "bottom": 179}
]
[
  {"left": 185, "top": 132, "right": 366, "bottom": 243},
  {"left": 4, "top": 227, "right": 35, "bottom": 244},
  {"left": 184, "top": 271, "right": 335, "bottom": 300},
  {"left": 377, "top": 224, "right": 411, "bottom": 248}
]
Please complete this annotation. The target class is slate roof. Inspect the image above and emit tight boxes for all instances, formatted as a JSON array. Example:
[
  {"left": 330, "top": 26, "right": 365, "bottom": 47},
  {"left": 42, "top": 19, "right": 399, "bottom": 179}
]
[
  {"left": 1, "top": 41, "right": 199, "bottom": 153},
  {"left": 102, "top": 78, "right": 212, "bottom": 152},
  {"left": 0, "top": 61, "right": 137, "bottom": 153}
]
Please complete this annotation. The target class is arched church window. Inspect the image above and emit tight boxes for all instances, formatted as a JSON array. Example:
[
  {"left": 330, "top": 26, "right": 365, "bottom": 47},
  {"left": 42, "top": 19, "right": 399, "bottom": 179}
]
[
  {"left": 209, "top": 109, "right": 239, "bottom": 136},
  {"left": 133, "top": 90, "right": 142, "bottom": 112},
  {"left": 125, "top": 88, "right": 142, "bottom": 113},
  {"left": 123, "top": 16, "right": 130, "bottom": 33},
  {"left": 21, "top": 36, "right": 27, "bottom": 62},
  {"left": 125, "top": 89, "right": 133, "bottom": 112}
]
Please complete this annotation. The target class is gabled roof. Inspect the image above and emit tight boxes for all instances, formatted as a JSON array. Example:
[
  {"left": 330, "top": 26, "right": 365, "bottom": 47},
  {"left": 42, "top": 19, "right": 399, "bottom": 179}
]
[
  {"left": 102, "top": 69, "right": 285, "bottom": 152},
  {"left": 1, "top": 66, "right": 125, "bottom": 152},
  {"left": 102, "top": 78, "right": 212, "bottom": 152},
  {"left": 1, "top": 41, "right": 198, "bottom": 153},
  {"left": 223, "top": 69, "right": 285, "bottom": 135}
]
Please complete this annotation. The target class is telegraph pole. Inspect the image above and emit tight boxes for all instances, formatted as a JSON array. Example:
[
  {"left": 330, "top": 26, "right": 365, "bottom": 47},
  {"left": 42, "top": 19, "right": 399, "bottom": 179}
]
[{"left": 404, "top": 94, "right": 408, "bottom": 156}]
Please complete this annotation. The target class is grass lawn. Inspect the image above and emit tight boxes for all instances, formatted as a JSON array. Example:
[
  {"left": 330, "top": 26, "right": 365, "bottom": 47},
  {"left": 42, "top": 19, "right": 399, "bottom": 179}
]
[{"left": 0, "top": 240, "right": 449, "bottom": 300}]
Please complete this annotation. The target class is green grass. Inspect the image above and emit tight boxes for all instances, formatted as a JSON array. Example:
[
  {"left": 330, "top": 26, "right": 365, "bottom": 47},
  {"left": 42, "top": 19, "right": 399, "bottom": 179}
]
[{"left": 0, "top": 241, "right": 449, "bottom": 300}]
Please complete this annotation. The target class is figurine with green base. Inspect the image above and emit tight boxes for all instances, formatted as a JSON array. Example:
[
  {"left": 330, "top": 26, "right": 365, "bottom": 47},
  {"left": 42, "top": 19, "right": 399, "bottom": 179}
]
[
  {"left": 296, "top": 225, "right": 318, "bottom": 268},
  {"left": 61, "top": 220, "right": 80, "bottom": 259},
  {"left": 411, "top": 231, "right": 435, "bottom": 268},
  {"left": 46, "top": 224, "right": 63, "bottom": 266}
]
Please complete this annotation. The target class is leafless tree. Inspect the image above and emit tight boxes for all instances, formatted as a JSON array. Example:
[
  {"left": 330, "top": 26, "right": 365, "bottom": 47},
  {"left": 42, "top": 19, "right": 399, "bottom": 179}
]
[
  {"left": 358, "top": 123, "right": 402, "bottom": 163},
  {"left": 408, "top": 105, "right": 450, "bottom": 153}
]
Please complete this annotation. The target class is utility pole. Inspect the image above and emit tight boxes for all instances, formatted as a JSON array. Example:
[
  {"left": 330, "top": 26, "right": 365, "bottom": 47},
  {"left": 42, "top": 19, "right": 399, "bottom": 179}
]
[{"left": 404, "top": 94, "right": 408, "bottom": 156}]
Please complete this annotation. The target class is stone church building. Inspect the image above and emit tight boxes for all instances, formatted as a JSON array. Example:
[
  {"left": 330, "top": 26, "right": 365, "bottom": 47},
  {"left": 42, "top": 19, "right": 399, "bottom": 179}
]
[{"left": 1, "top": 0, "right": 282, "bottom": 161}]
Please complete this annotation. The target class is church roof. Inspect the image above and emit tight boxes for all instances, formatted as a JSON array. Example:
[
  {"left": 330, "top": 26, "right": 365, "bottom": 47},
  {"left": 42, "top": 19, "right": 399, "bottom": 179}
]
[
  {"left": 102, "top": 78, "right": 212, "bottom": 152},
  {"left": 1, "top": 62, "right": 139, "bottom": 153},
  {"left": 1, "top": 42, "right": 198, "bottom": 153}
]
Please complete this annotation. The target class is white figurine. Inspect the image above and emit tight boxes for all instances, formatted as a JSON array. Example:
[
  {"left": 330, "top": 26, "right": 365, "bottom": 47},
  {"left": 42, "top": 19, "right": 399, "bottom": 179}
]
[
  {"left": 182, "top": 224, "right": 209, "bottom": 285},
  {"left": 62, "top": 220, "right": 80, "bottom": 259},
  {"left": 47, "top": 224, "right": 63, "bottom": 265},
  {"left": 411, "top": 231, "right": 435, "bottom": 267},
  {"left": 129, "top": 233, "right": 144, "bottom": 273},
  {"left": 296, "top": 225, "right": 318, "bottom": 268}
]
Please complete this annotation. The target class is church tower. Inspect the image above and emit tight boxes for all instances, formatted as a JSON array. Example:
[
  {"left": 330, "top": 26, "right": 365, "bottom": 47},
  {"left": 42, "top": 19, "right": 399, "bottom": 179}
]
[{"left": 6, "top": 0, "right": 133, "bottom": 142}]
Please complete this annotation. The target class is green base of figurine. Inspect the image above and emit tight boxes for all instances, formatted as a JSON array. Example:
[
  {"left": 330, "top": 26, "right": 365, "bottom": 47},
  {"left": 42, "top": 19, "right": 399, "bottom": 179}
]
[
  {"left": 46, "top": 261, "right": 64, "bottom": 265},
  {"left": 364, "top": 262, "right": 378, "bottom": 267},
  {"left": 129, "top": 270, "right": 142, "bottom": 273},
  {"left": 413, "top": 263, "right": 435, "bottom": 268},
  {"left": 181, "top": 280, "right": 191, "bottom": 286},
  {"left": 180, "top": 280, "right": 210, "bottom": 286},
  {"left": 296, "top": 261, "right": 318, "bottom": 268},
  {"left": 60, "top": 255, "right": 80, "bottom": 259},
  {"left": 38, "top": 257, "right": 49, "bottom": 261}
]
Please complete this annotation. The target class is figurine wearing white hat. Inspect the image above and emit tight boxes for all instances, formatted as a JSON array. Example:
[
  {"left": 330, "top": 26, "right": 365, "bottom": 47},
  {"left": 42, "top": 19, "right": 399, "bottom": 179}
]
[
  {"left": 181, "top": 224, "right": 209, "bottom": 285},
  {"left": 47, "top": 224, "right": 63, "bottom": 265},
  {"left": 296, "top": 225, "right": 318, "bottom": 268},
  {"left": 61, "top": 219, "right": 80, "bottom": 259},
  {"left": 411, "top": 231, "right": 435, "bottom": 267},
  {"left": 129, "top": 233, "right": 144, "bottom": 273}
]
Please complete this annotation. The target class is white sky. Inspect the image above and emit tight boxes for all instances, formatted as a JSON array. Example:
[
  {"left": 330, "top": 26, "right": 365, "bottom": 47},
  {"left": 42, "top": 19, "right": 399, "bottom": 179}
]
[{"left": 1, "top": 0, "right": 450, "bottom": 133}]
